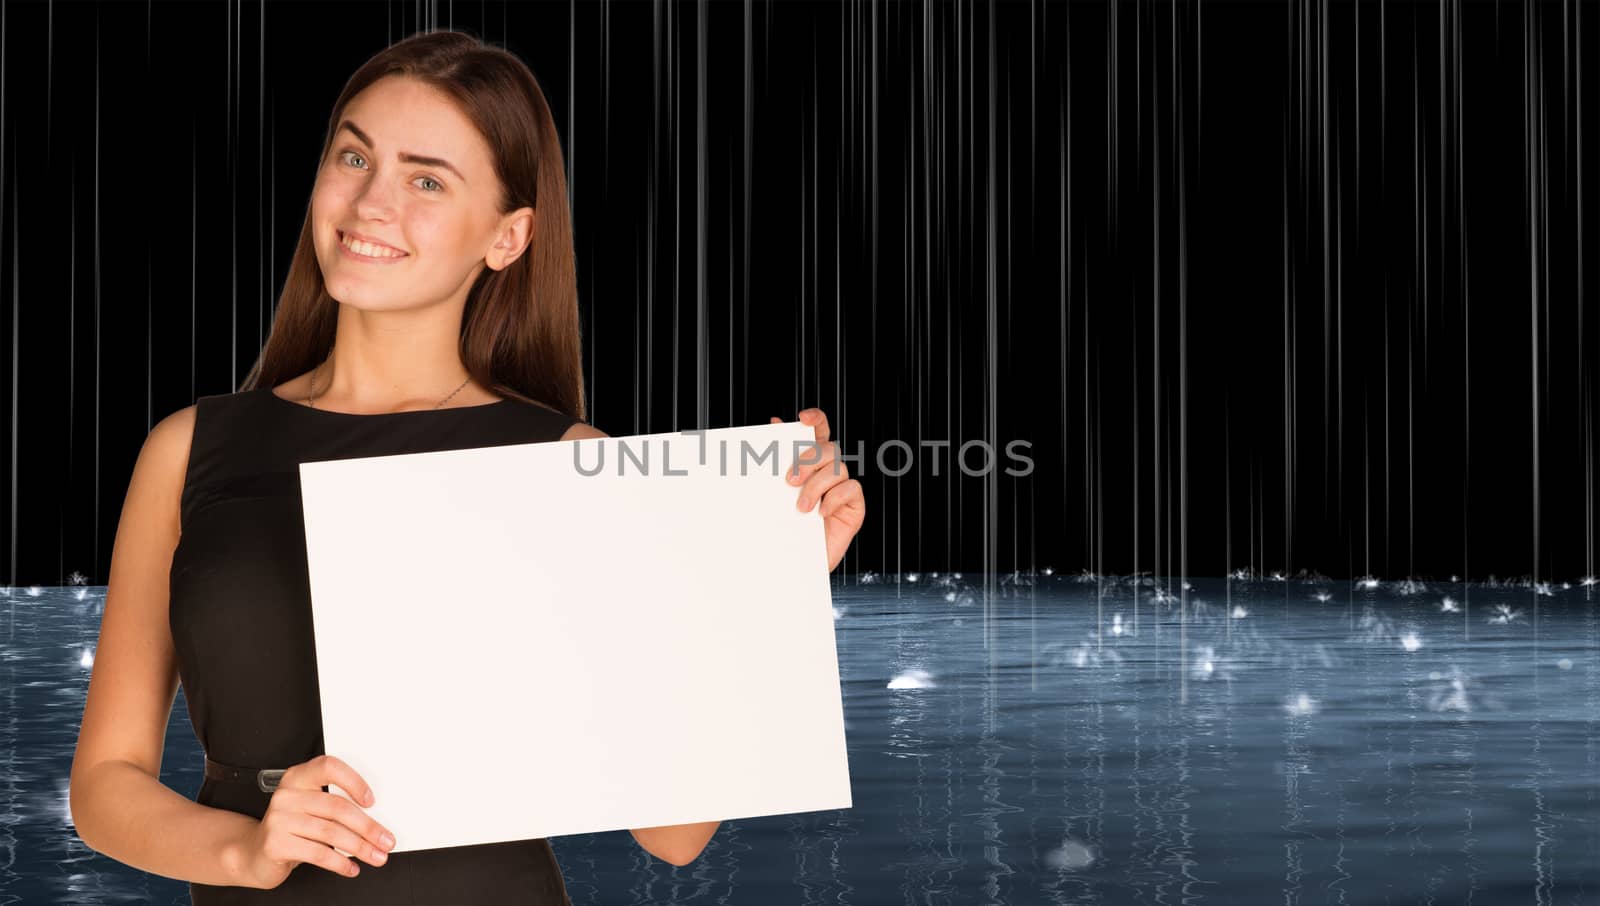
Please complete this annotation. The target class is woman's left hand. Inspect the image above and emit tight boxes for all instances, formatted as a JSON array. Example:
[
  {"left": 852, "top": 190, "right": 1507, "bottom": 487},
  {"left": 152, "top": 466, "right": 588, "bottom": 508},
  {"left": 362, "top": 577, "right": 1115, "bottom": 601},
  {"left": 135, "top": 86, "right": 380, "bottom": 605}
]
[{"left": 772, "top": 409, "right": 865, "bottom": 572}]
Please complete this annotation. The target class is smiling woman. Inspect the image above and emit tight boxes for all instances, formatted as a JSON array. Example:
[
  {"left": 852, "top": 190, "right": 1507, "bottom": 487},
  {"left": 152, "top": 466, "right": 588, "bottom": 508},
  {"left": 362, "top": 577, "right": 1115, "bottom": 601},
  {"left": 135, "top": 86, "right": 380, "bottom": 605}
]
[
  {"left": 246, "top": 29, "right": 586, "bottom": 419},
  {"left": 65, "top": 28, "right": 722, "bottom": 906}
]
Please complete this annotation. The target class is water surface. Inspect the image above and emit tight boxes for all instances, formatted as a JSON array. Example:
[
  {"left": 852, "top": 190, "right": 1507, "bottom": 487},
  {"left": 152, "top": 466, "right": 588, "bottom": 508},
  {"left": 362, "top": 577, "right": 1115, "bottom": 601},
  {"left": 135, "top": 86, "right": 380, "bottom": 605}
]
[{"left": 2, "top": 575, "right": 1597, "bottom": 904}]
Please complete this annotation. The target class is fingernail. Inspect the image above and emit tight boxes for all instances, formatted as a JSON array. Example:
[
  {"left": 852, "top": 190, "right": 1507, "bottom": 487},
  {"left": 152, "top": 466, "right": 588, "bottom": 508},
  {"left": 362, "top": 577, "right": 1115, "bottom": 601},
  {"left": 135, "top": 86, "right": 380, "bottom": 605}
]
[
  {"left": 381, "top": 831, "right": 396, "bottom": 849},
  {"left": 797, "top": 496, "right": 809, "bottom": 511}
]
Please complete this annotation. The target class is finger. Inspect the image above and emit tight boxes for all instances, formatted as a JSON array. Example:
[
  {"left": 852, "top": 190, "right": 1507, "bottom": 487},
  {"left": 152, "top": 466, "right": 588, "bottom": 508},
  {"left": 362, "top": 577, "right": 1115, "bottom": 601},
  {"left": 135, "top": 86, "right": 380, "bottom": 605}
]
[
  {"left": 819, "top": 479, "right": 865, "bottom": 520},
  {"left": 798, "top": 460, "right": 849, "bottom": 511},
  {"left": 295, "top": 754, "right": 376, "bottom": 808},
  {"left": 770, "top": 416, "right": 781, "bottom": 424},
  {"left": 797, "top": 409, "right": 831, "bottom": 444},
  {"left": 788, "top": 440, "right": 839, "bottom": 484},
  {"left": 286, "top": 834, "right": 362, "bottom": 878},
  {"left": 293, "top": 814, "right": 390, "bottom": 868},
  {"left": 277, "top": 757, "right": 325, "bottom": 792},
  {"left": 786, "top": 438, "right": 828, "bottom": 481},
  {"left": 304, "top": 791, "right": 395, "bottom": 854}
]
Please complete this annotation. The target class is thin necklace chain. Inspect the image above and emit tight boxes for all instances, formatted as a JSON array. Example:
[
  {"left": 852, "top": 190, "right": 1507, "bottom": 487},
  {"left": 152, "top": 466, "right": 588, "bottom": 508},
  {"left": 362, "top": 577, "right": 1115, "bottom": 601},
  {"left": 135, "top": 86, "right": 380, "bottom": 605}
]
[{"left": 306, "top": 358, "right": 473, "bottom": 410}]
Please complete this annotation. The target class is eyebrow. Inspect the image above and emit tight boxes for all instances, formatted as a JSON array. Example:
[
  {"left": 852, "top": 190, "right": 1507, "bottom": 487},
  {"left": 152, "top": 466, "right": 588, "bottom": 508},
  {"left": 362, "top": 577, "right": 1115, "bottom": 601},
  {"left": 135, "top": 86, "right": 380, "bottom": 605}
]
[{"left": 335, "top": 119, "right": 466, "bottom": 185}]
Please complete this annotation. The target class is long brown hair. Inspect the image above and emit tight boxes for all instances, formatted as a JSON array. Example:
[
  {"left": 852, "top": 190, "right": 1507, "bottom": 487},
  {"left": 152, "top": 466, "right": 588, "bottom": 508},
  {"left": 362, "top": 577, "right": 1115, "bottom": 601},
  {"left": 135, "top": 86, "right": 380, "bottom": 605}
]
[{"left": 239, "top": 29, "right": 584, "bottom": 421}]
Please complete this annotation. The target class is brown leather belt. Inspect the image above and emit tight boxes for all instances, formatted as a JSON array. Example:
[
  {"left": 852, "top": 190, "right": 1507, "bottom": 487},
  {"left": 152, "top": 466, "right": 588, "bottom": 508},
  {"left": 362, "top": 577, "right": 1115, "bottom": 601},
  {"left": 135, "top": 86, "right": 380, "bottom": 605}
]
[{"left": 205, "top": 755, "right": 287, "bottom": 793}]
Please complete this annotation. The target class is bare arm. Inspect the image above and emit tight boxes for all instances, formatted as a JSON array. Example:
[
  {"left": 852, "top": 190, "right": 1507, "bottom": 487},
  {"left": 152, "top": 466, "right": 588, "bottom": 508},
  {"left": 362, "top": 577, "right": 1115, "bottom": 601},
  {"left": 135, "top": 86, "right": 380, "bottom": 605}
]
[
  {"left": 68, "top": 405, "right": 258, "bottom": 886},
  {"left": 559, "top": 419, "right": 723, "bottom": 867},
  {"left": 626, "top": 820, "right": 722, "bottom": 867}
]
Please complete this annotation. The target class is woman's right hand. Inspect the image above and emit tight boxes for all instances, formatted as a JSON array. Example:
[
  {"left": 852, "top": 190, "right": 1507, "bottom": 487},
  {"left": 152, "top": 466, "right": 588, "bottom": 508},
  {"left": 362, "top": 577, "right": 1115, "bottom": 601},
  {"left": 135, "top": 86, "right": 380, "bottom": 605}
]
[{"left": 232, "top": 754, "right": 397, "bottom": 889}]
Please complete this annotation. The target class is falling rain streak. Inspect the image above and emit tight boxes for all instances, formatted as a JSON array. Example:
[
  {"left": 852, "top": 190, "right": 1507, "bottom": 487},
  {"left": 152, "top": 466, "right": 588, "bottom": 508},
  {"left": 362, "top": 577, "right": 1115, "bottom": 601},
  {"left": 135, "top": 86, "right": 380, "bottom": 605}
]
[{"left": 0, "top": 0, "right": 1593, "bottom": 648}]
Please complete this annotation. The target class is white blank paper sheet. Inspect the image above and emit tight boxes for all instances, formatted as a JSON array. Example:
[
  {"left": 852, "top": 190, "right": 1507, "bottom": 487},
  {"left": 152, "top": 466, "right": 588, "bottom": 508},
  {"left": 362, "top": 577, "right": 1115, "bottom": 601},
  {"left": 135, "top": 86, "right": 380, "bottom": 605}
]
[{"left": 298, "top": 421, "right": 851, "bottom": 854}]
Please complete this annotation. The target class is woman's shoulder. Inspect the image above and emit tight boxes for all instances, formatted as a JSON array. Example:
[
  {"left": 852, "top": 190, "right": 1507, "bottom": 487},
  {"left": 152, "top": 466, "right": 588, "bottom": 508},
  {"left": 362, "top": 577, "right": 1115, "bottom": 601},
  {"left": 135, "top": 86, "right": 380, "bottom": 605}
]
[
  {"left": 511, "top": 401, "right": 601, "bottom": 441},
  {"left": 146, "top": 404, "right": 199, "bottom": 470},
  {"left": 558, "top": 420, "right": 607, "bottom": 441},
  {"left": 491, "top": 389, "right": 602, "bottom": 440}
]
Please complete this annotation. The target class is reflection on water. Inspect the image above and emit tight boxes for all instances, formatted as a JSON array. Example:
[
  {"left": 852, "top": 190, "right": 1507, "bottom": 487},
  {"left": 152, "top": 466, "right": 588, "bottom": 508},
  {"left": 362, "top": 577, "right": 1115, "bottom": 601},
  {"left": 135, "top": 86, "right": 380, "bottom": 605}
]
[{"left": 2, "top": 575, "right": 1598, "bottom": 904}]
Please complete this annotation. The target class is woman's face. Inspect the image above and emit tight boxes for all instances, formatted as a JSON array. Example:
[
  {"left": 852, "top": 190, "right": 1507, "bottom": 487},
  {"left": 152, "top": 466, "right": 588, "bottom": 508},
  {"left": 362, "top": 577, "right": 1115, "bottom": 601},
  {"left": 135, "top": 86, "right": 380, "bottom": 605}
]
[{"left": 311, "top": 75, "right": 530, "bottom": 311}]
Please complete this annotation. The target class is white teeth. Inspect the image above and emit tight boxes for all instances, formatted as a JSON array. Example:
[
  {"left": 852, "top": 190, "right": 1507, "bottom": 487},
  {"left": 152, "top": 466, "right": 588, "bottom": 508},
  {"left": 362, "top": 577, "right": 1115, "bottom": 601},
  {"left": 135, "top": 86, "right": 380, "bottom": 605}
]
[{"left": 341, "top": 233, "right": 404, "bottom": 258}]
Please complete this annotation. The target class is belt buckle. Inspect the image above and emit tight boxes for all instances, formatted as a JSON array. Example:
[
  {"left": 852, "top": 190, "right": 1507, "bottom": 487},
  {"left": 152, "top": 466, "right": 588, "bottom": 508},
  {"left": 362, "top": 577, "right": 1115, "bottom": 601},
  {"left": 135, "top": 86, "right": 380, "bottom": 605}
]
[{"left": 257, "top": 769, "right": 286, "bottom": 793}]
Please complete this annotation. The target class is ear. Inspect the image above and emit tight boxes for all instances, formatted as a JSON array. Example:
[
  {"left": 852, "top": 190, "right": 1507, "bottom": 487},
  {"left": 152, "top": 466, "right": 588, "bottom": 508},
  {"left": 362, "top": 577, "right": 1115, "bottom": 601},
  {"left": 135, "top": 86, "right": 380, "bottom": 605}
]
[{"left": 486, "top": 207, "right": 536, "bottom": 271}]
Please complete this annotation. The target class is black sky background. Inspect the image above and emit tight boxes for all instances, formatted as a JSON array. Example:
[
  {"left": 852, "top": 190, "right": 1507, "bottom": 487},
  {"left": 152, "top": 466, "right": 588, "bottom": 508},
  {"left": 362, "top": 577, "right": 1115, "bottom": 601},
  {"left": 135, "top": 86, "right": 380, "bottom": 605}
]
[{"left": 0, "top": 0, "right": 1594, "bottom": 587}]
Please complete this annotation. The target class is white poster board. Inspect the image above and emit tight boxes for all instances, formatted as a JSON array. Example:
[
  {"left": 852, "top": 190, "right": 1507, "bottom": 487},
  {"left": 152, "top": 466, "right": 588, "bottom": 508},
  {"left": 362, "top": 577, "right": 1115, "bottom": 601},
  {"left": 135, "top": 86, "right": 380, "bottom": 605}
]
[{"left": 298, "top": 421, "right": 851, "bottom": 854}]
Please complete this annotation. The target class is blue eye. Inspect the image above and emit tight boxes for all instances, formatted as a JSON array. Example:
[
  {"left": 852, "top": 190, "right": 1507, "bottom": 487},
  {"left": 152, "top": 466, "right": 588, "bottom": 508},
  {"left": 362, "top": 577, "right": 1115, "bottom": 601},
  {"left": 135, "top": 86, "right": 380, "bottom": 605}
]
[{"left": 338, "top": 150, "right": 444, "bottom": 193}]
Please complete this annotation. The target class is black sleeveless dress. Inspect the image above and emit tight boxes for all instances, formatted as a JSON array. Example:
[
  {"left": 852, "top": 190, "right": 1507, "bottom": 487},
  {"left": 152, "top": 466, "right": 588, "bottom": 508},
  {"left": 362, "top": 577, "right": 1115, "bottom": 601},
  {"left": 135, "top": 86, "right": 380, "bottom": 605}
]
[{"left": 169, "top": 387, "right": 580, "bottom": 905}]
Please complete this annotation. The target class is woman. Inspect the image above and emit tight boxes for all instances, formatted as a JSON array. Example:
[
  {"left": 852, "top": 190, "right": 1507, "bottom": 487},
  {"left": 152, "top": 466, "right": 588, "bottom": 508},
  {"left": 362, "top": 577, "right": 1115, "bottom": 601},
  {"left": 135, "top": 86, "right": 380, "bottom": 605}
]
[{"left": 68, "top": 30, "right": 865, "bottom": 904}]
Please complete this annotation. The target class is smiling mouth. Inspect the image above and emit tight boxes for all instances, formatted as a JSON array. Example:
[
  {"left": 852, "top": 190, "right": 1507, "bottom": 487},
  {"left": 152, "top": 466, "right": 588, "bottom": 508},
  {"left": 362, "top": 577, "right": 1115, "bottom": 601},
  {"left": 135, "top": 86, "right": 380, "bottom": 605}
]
[{"left": 337, "top": 230, "right": 409, "bottom": 259}]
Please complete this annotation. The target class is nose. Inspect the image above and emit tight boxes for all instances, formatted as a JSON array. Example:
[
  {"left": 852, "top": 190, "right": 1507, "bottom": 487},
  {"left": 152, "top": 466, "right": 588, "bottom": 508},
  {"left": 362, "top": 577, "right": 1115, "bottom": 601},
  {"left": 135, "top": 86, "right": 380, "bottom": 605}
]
[{"left": 353, "top": 175, "right": 400, "bottom": 222}]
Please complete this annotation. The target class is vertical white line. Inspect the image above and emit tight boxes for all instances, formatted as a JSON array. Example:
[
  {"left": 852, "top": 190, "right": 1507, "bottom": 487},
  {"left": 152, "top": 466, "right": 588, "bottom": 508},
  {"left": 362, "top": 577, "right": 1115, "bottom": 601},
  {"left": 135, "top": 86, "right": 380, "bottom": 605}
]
[
  {"left": 696, "top": 0, "right": 705, "bottom": 430},
  {"left": 986, "top": 0, "right": 997, "bottom": 649},
  {"left": 743, "top": 0, "right": 752, "bottom": 430},
  {"left": 258, "top": 0, "right": 265, "bottom": 356},
  {"left": 190, "top": 123, "right": 196, "bottom": 402},
  {"left": 229, "top": 0, "right": 237, "bottom": 387},
  {"left": 672, "top": 0, "right": 681, "bottom": 430},
  {"left": 1323, "top": 0, "right": 1331, "bottom": 524},
  {"left": 93, "top": 15, "right": 102, "bottom": 577},
  {"left": 1158, "top": 0, "right": 1171, "bottom": 592},
  {"left": 1459, "top": 0, "right": 1469, "bottom": 633},
  {"left": 3, "top": 0, "right": 12, "bottom": 585},
  {"left": 146, "top": 1, "right": 152, "bottom": 432},
  {"left": 1282, "top": 127, "right": 1290, "bottom": 577},
  {"left": 1177, "top": 0, "right": 1187, "bottom": 705},
  {"left": 65, "top": 163, "right": 76, "bottom": 586},
  {"left": 1525, "top": 0, "right": 1539, "bottom": 591},
  {"left": 1579, "top": 0, "right": 1590, "bottom": 588}
]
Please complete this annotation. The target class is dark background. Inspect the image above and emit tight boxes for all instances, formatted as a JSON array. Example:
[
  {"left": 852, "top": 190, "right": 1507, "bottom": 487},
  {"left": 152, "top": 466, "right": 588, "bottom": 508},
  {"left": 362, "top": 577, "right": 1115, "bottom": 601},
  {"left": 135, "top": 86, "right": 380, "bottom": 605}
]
[{"left": 0, "top": 0, "right": 1594, "bottom": 585}]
